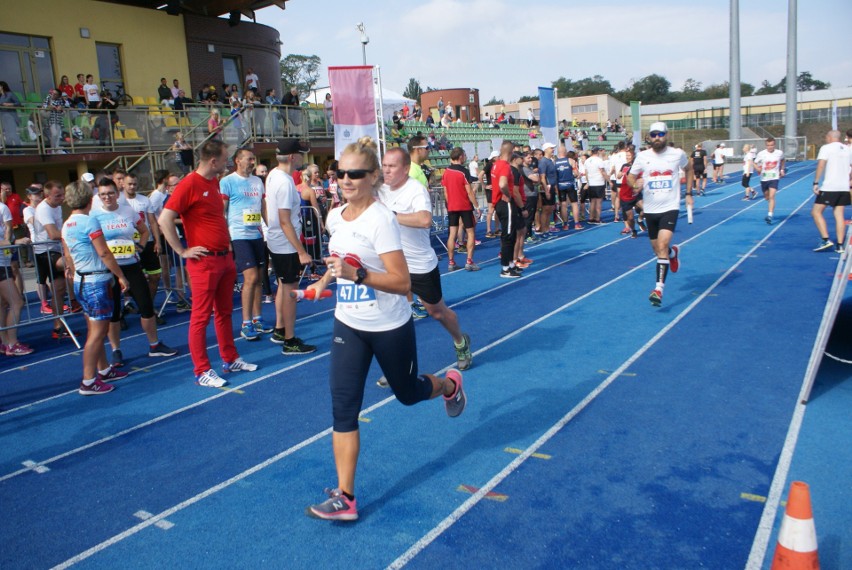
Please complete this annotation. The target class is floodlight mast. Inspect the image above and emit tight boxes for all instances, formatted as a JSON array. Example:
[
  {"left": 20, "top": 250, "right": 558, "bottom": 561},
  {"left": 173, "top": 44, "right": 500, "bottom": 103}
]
[{"left": 356, "top": 22, "right": 369, "bottom": 66}]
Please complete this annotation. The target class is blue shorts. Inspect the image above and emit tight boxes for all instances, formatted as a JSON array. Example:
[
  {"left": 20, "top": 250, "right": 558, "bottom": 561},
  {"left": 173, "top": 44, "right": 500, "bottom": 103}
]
[
  {"left": 232, "top": 238, "right": 267, "bottom": 272},
  {"left": 74, "top": 278, "right": 115, "bottom": 321},
  {"left": 761, "top": 180, "right": 779, "bottom": 192}
]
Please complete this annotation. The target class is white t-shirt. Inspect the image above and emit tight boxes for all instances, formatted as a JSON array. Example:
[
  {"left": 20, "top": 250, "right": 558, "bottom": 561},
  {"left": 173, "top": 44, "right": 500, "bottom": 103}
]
[
  {"left": 743, "top": 149, "right": 757, "bottom": 173},
  {"left": 125, "top": 194, "right": 153, "bottom": 243},
  {"left": 0, "top": 202, "right": 12, "bottom": 268},
  {"left": 755, "top": 149, "right": 784, "bottom": 181},
  {"left": 584, "top": 155, "right": 607, "bottom": 186},
  {"left": 469, "top": 160, "right": 479, "bottom": 179},
  {"left": 611, "top": 151, "right": 628, "bottom": 182},
  {"left": 713, "top": 148, "right": 725, "bottom": 164},
  {"left": 265, "top": 167, "right": 301, "bottom": 254},
  {"left": 83, "top": 83, "right": 100, "bottom": 103},
  {"left": 33, "top": 200, "right": 64, "bottom": 253},
  {"left": 629, "top": 146, "right": 689, "bottom": 214},
  {"left": 245, "top": 73, "right": 259, "bottom": 89},
  {"left": 91, "top": 190, "right": 128, "bottom": 212},
  {"left": 378, "top": 178, "right": 438, "bottom": 274},
  {"left": 816, "top": 142, "right": 852, "bottom": 192},
  {"left": 148, "top": 189, "right": 167, "bottom": 217},
  {"left": 24, "top": 205, "right": 36, "bottom": 241},
  {"left": 326, "top": 201, "right": 410, "bottom": 332}
]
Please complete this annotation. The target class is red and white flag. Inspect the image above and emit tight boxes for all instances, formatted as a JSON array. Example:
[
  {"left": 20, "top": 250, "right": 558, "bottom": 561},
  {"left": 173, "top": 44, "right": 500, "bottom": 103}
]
[{"left": 328, "top": 66, "right": 378, "bottom": 158}]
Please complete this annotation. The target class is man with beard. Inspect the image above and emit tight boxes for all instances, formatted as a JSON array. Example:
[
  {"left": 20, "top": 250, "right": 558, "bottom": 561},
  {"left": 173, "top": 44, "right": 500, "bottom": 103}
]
[{"left": 627, "top": 122, "right": 691, "bottom": 307}]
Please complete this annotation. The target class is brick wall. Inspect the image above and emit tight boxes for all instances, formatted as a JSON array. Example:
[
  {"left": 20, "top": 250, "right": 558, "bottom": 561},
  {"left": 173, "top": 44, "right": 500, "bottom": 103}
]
[{"left": 184, "top": 14, "right": 281, "bottom": 98}]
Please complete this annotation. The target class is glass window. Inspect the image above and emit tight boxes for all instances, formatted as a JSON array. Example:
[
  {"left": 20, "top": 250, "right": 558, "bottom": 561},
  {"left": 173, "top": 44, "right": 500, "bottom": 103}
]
[
  {"left": 96, "top": 43, "right": 123, "bottom": 94},
  {"left": 222, "top": 55, "right": 241, "bottom": 92},
  {"left": 0, "top": 33, "right": 53, "bottom": 96},
  {"left": 32, "top": 37, "right": 49, "bottom": 49},
  {"left": 0, "top": 33, "right": 29, "bottom": 47}
]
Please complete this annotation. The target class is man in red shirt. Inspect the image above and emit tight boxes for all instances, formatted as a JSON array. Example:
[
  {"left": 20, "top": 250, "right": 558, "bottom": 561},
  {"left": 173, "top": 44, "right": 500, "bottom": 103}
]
[
  {"left": 441, "top": 147, "right": 480, "bottom": 271},
  {"left": 1, "top": 181, "right": 27, "bottom": 284},
  {"left": 158, "top": 140, "right": 258, "bottom": 388},
  {"left": 492, "top": 140, "right": 523, "bottom": 278}
]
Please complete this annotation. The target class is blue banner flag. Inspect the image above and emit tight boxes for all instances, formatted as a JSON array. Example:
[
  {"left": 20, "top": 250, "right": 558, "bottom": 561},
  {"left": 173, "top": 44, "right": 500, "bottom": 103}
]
[{"left": 538, "top": 87, "right": 557, "bottom": 146}]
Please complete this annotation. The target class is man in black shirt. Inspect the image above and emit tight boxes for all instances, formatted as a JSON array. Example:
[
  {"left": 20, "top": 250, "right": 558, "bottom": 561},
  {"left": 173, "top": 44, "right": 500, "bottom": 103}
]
[
  {"left": 157, "top": 78, "right": 172, "bottom": 103},
  {"left": 689, "top": 144, "right": 708, "bottom": 196}
]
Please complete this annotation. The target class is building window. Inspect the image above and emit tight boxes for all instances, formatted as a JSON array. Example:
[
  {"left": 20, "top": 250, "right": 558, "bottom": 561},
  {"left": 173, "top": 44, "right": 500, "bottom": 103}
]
[
  {"left": 571, "top": 104, "right": 598, "bottom": 114},
  {"left": 96, "top": 43, "right": 124, "bottom": 96},
  {"left": 222, "top": 55, "right": 242, "bottom": 93},
  {"left": 0, "top": 32, "right": 55, "bottom": 97}
]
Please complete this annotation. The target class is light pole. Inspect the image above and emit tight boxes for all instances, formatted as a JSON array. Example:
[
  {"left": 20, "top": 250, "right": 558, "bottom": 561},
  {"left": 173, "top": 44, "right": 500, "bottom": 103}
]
[{"left": 356, "top": 22, "right": 369, "bottom": 65}]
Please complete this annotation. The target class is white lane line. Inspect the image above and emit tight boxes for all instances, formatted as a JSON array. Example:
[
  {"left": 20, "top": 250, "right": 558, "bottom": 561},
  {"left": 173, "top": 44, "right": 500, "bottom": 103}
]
[
  {"left": 387, "top": 186, "right": 816, "bottom": 570},
  {"left": 50, "top": 176, "right": 815, "bottom": 569},
  {"left": 133, "top": 510, "right": 174, "bottom": 530}
]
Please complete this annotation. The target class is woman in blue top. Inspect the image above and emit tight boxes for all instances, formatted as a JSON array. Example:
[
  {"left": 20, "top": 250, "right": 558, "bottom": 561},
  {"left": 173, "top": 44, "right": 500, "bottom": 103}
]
[{"left": 61, "top": 181, "right": 130, "bottom": 395}]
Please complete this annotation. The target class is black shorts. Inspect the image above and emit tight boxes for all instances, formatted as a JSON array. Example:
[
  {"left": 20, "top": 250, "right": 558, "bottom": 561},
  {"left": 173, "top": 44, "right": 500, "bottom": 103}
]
[
  {"left": 111, "top": 262, "right": 154, "bottom": 320},
  {"left": 558, "top": 184, "right": 578, "bottom": 203},
  {"left": 269, "top": 251, "right": 303, "bottom": 284},
  {"left": 693, "top": 167, "right": 706, "bottom": 179},
  {"left": 448, "top": 210, "right": 476, "bottom": 228},
  {"left": 524, "top": 195, "right": 539, "bottom": 219},
  {"left": 410, "top": 265, "right": 443, "bottom": 305},
  {"left": 139, "top": 241, "right": 161, "bottom": 275},
  {"left": 587, "top": 185, "right": 606, "bottom": 200},
  {"left": 35, "top": 250, "right": 64, "bottom": 284},
  {"left": 621, "top": 198, "right": 642, "bottom": 214},
  {"left": 816, "top": 191, "right": 851, "bottom": 208},
  {"left": 540, "top": 189, "right": 556, "bottom": 206},
  {"left": 761, "top": 180, "right": 779, "bottom": 192},
  {"left": 644, "top": 210, "right": 679, "bottom": 241},
  {"left": 742, "top": 173, "right": 752, "bottom": 187},
  {"left": 232, "top": 238, "right": 267, "bottom": 272}
]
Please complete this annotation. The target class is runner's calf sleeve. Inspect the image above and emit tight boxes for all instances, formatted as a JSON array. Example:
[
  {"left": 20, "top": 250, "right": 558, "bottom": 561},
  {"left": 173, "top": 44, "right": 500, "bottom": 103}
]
[{"left": 656, "top": 258, "right": 670, "bottom": 284}]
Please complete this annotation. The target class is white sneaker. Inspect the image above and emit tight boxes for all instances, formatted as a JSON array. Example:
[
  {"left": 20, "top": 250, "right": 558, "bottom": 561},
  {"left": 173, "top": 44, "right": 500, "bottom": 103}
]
[
  {"left": 223, "top": 357, "right": 258, "bottom": 373},
  {"left": 196, "top": 369, "right": 228, "bottom": 388}
]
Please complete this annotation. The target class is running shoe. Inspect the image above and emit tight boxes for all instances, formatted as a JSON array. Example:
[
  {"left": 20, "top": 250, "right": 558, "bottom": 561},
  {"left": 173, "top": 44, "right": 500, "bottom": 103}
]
[
  {"left": 112, "top": 348, "right": 124, "bottom": 367},
  {"left": 518, "top": 257, "right": 533, "bottom": 265},
  {"left": 455, "top": 245, "right": 467, "bottom": 254},
  {"left": 524, "top": 236, "right": 536, "bottom": 244},
  {"left": 79, "top": 378, "right": 115, "bottom": 396},
  {"left": 836, "top": 245, "right": 846, "bottom": 254},
  {"left": 252, "top": 319, "right": 273, "bottom": 334},
  {"left": 123, "top": 300, "right": 138, "bottom": 315},
  {"left": 549, "top": 227, "right": 559, "bottom": 233},
  {"left": 638, "top": 220, "right": 647, "bottom": 232},
  {"left": 631, "top": 231, "right": 639, "bottom": 239},
  {"left": 500, "top": 267, "right": 522, "bottom": 279},
  {"left": 620, "top": 228, "right": 631, "bottom": 235},
  {"left": 40, "top": 300, "right": 53, "bottom": 315},
  {"left": 51, "top": 328, "right": 72, "bottom": 340},
  {"left": 411, "top": 301, "right": 428, "bottom": 319},
  {"left": 494, "top": 229, "right": 502, "bottom": 236},
  {"left": 574, "top": 223, "right": 583, "bottom": 230},
  {"left": 262, "top": 295, "right": 275, "bottom": 304},
  {"left": 241, "top": 324, "right": 260, "bottom": 341},
  {"left": 514, "top": 259, "right": 529, "bottom": 269},
  {"left": 223, "top": 357, "right": 259, "bottom": 373},
  {"left": 148, "top": 341, "right": 178, "bottom": 357},
  {"left": 465, "top": 261, "right": 481, "bottom": 271},
  {"left": 669, "top": 245, "right": 680, "bottom": 273},
  {"left": 307, "top": 488, "right": 358, "bottom": 521},
  {"left": 196, "top": 369, "right": 227, "bottom": 388},
  {"left": 649, "top": 288, "right": 663, "bottom": 307},
  {"left": 282, "top": 337, "right": 317, "bottom": 356},
  {"left": 69, "top": 300, "right": 83, "bottom": 314},
  {"left": 765, "top": 215, "right": 773, "bottom": 225},
  {"left": 233, "top": 282, "right": 243, "bottom": 292},
  {"left": 270, "top": 330, "right": 287, "bottom": 345},
  {"left": 485, "top": 232, "right": 495, "bottom": 238},
  {"left": 473, "top": 239, "right": 482, "bottom": 246},
  {"left": 5, "top": 343, "right": 33, "bottom": 356},
  {"left": 376, "top": 376, "right": 389, "bottom": 388},
  {"left": 99, "top": 366, "right": 129, "bottom": 381},
  {"left": 448, "top": 261, "right": 460, "bottom": 272},
  {"left": 455, "top": 334, "right": 472, "bottom": 371},
  {"left": 175, "top": 300, "right": 192, "bottom": 313},
  {"left": 444, "top": 369, "right": 466, "bottom": 418},
  {"left": 814, "top": 239, "right": 834, "bottom": 252}
]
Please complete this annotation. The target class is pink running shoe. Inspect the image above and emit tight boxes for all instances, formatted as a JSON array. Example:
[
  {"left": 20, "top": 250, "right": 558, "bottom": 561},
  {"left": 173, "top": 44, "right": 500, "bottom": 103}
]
[{"left": 79, "top": 378, "right": 115, "bottom": 396}]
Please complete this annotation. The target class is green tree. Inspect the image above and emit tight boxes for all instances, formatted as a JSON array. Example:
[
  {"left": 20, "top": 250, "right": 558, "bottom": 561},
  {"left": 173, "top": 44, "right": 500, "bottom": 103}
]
[
  {"left": 551, "top": 75, "right": 613, "bottom": 97},
  {"left": 618, "top": 74, "right": 672, "bottom": 104},
  {"left": 518, "top": 94, "right": 539, "bottom": 102},
  {"left": 279, "top": 54, "right": 321, "bottom": 95},
  {"left": 755, "top": 79, "right": 777, "bottom": 95},
  {"left": 754, "top": 72, "right": 830, "bottom": 95},
  {"left": 402, "top": 78, "right": 423, "bottom": 102},
  {"left": 485, "top": 96, "right": 504, "bottom": 106}
]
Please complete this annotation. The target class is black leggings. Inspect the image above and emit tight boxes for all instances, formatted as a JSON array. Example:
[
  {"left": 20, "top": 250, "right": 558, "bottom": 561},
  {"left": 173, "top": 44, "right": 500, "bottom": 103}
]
[
  {"left": 111, "top": 262, "right": 155, "bottom": 321},
  {"left": 495, "top": 201, "right": 518, "bottom": 266},
  {"left": 329, "top": 317, "right": 432, "bottom": 432}
]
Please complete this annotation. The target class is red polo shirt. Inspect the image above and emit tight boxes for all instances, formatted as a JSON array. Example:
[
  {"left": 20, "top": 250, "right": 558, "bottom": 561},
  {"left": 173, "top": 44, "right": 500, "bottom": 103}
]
[
  {"left": 166, "top": 172, "right": 230, "bottom": 251},
  {"left": 491, "top": 159, "right": 513, "bottom": 205}
]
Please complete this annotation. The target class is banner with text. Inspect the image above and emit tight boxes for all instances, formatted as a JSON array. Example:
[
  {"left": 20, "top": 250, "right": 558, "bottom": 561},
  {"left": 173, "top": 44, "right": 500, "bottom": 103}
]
[
  {"left": 538, "top": 87, "right": 557, "bottom": 145},
  {"left": 328, "top": 66, "right": 379, "bottom": 158}
]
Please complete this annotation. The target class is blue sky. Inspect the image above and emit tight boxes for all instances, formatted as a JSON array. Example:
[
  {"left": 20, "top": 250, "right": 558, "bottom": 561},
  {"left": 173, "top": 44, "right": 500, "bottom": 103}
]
[{"left": 255, "top": 0, "right": 850, "bottom": 101}]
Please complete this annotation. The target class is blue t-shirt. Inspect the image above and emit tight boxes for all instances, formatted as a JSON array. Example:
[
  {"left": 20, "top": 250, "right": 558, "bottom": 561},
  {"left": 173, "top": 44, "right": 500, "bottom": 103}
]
[
  {"left": 62, "top": 213, "right": 111, "bottom": 282},
  {"left": 92, "top": 205, "right": 142, "bottom": 266},
  {"left": 539, "top": 156, "right": 558, "bottom": 186},
  {"left": 219, "top": 172, "right": 265, "bottom": 241},
  {"left": 555, "top": 157, "right": 575, "bottom": 188}
]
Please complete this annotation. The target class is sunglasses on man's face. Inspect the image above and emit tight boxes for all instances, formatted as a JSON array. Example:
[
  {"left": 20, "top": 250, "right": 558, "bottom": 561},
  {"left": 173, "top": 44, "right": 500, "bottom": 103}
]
[
  {"left": 649, "top": 131, "right": 666, "bottom": 139},
  {"left": 336, "top": 169, "right": 374, "bottom": 180}
]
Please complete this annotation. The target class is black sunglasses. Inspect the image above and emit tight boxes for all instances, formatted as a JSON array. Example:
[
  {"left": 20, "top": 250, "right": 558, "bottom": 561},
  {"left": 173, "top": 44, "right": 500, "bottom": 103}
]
[
  {"left": 336, "top": 169, "right": 374, "bottom": 180},
  {"left": 649, "top": 131, "right": 666, "bottom": 138}
]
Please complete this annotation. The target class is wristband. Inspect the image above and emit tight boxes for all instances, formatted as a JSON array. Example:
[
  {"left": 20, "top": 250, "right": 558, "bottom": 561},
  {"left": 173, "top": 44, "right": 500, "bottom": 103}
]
[{"left": 813, "top": 182, "right": 819, "bottom": 186}]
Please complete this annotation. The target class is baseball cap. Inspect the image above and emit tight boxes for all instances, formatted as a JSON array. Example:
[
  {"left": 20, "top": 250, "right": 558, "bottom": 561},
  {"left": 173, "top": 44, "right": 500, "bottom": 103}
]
[
  {"left": 720, "top": 143, "right": 726, "bottom": 147},
  {"left": 542, "top": 142, "right": 556, "bottom": 150},
  {"left": 277, "top": 138, "right": 310, "bottom": 155},
  {"left": 81, "top": 172, "right": 95, "bottom": 183},
  {"left": 488, "top": 150, "right": 499, "bottom": 159},
  {"left": 26, "top": 185, "right": 43, "bottom": 195},
  {"left": 648, "top": 121, "right": 668, "bottom": 134}
]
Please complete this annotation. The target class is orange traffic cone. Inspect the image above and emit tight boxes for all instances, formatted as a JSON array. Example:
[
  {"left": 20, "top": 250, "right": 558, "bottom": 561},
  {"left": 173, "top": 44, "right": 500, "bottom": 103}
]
[{"left": 771, "top": 481, "right": 820, "bottom": 569}]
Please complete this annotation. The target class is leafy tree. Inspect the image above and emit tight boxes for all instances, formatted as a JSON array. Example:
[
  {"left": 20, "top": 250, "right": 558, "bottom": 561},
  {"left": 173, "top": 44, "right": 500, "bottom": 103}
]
[
  {"left": 485, "top": 96, "right": 504, "bottom": 106},
  {"left": 755, "top": 79, "right": 777, "bottom": 95},
  {"left": 754, "top": 72, "right": 830, "bottom": 95},
  {"left": 551, "top": 75, "right": 614, "bottom": 97},
  {"left": 618, "top": 74, "right": 672, "bottom": 104},
  {"left": 518, "top": 95, "right": 539, "bottom": 102},
  {"left": 279, "top": 54, "right": 321, "bottom": 95},
  {"left": 402, "top": 78, "right": 423, "bottom": 102},
  {"left": 681, "top": 78, "right": 702, "bottom": 94}
]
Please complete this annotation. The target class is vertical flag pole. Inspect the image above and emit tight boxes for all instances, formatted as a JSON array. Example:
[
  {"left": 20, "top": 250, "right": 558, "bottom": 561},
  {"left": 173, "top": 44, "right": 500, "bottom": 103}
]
[{"left": 374, "top": 65, "right": 385, "bottom": 163}]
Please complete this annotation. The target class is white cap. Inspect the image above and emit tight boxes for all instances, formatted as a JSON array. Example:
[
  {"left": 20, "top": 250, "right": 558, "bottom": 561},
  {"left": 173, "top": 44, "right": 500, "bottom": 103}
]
[
  {"left": 542, "top": 142, "right": 557, "bottom": 150},
  {"left": 81, "top": 173, "right": 95, "bottom": 183},
  {"left": 488, "top": 150, "right": 499, "bottom": 159},
  {"left": 720, "top": 143, "right": 726, "bottom": 147},
  {"left": 648, "top": 121, "right": 667, "bottom": 134}
]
